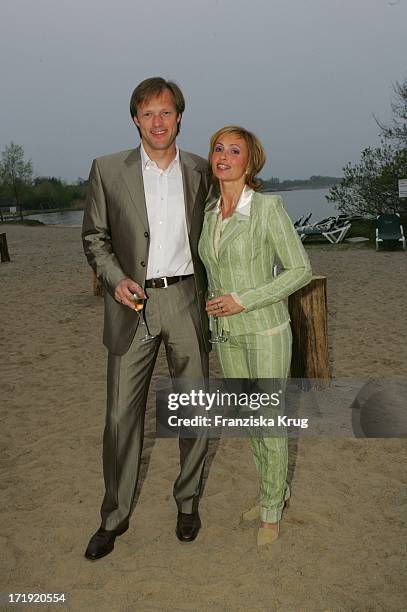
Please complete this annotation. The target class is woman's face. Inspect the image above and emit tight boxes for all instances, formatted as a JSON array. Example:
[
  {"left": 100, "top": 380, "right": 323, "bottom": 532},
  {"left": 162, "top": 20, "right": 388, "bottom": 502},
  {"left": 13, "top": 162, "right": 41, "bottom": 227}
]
[{"left": 211, "top": 133, "right": 249, "bottom": 184}]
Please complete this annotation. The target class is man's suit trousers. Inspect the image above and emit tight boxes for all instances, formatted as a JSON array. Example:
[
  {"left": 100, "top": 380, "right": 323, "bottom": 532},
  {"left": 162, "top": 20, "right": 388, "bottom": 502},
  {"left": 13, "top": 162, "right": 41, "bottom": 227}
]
[{"left": 100, "top": 276, "right": 209, "bottom": 530}]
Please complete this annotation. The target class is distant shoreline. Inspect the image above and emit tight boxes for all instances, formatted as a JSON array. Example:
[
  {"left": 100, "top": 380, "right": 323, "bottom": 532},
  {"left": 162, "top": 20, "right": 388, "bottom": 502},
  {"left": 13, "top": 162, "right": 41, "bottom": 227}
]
[{"left": 262, "top": 185, "right": 338, "bottom": 193}]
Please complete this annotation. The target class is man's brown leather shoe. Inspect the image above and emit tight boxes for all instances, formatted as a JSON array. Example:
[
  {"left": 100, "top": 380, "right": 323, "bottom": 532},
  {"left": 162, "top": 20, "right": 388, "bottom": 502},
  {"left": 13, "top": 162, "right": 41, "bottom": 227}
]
[
  {"left": 84, "top": 522, "right": 129, "bottom": 560},
  {"left": 176, "top": 512, "right": 201, "bottom": 542}
]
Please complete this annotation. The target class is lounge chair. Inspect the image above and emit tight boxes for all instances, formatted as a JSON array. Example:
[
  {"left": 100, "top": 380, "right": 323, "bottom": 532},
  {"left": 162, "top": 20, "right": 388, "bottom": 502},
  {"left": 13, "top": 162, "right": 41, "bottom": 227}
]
[
  {"left": 376, "top": 213, "right": 406, "bottom": 251},
  {"left": 297, "top": 218, "right": 351, "bottom": 244},
  {"left": 302, "top": 212, "right": 313, "bottom": 226},
  {"left": 297, "top": 215, "right": 336, "bottom": 233},
  {"left": 312, "top": 216, "right": 336, "bottom": 231},
  {"left": 293, "top": 214, "right": 305, "bottom": 227}
]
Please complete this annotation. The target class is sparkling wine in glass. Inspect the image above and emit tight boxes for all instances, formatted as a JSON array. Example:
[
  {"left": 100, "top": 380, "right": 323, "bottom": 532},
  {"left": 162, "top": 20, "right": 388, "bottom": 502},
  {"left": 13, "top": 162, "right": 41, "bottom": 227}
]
[
  {"left": 132, "top": 292, "right": 157, "bottom": 343},
  {"left": 207, "top": 289, "right": 227, "bottom": 344}
]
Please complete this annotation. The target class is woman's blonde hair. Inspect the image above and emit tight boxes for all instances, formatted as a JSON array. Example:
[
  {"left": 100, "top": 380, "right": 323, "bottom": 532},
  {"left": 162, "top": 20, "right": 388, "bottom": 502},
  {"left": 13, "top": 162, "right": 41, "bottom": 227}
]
[{"left": 208, "top": 125, "right": 266, "bottom": 191}]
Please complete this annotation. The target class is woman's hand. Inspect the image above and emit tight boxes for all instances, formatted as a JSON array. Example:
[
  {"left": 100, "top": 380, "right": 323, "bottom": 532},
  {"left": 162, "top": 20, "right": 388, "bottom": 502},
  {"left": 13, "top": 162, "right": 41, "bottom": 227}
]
[{"left": 206, "top": 293, "right": 245, "bottom": 317}]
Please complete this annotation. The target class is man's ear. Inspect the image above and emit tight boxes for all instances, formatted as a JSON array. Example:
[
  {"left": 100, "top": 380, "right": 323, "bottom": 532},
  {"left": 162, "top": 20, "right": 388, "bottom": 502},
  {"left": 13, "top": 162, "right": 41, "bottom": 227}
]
[
  {"left": 177, "top": 114, "right": 181, "bottom": 124},
  {"left": 133, "top": 116, "right": 140, "bottom": 127}
]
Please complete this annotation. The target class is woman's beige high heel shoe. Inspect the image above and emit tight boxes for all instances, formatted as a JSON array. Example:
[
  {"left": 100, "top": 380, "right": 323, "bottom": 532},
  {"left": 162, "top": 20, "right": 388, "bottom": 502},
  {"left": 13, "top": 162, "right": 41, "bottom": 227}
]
[
  {"left": 241, "top": 499, "right": 289, "bottom": 546},
  {"left": 257, "top": 522, "right": 280, "bottom": 546}
]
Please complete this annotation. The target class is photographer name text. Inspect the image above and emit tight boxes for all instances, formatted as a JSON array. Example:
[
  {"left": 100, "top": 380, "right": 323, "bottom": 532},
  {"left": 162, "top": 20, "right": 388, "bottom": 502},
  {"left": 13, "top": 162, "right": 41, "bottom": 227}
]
[{"left": 167, "top": 414, "right": 309, "bottom": 429}]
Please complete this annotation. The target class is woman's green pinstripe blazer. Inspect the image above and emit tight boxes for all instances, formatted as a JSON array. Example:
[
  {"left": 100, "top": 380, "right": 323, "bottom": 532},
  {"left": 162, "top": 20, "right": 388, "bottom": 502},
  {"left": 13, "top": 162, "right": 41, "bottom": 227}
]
[{"left": 198, "top": 190, "right": 312, "bottom": 336}]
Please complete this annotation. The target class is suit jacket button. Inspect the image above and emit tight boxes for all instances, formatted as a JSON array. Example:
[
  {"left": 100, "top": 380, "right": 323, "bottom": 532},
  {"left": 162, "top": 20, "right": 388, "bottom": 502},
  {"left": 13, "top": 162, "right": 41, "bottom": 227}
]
[
  {"left": 144, "top": 231, "right": 149, "bottom": 238},
  {"left": 141, "top": 261, "right": 146, "bottom": 267}
]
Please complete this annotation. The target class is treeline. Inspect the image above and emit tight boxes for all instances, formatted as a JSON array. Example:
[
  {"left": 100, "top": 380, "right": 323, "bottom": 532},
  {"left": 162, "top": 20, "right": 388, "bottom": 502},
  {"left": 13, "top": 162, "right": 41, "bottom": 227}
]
[
  {"left": 327, "top": 78, "right": 407, "bottom": 215},
  {"left": 22, "top": 176, "right": 87, "bottom": 211},
  {"left": 0, "top": 141, "right": 89, "bottom": 220},
  {"left": 15, "top": 174, "right": 340, "bottom": 209},
  {"left": 260, "top": 175, "right": 342, "bottom": 191}
]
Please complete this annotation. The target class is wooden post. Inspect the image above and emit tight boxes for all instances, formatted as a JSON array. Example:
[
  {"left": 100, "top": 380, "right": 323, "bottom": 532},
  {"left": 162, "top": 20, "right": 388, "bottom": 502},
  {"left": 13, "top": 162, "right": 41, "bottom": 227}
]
[
  {"left": 93, "top": 271, "right": 104, "bottom": 297},
  {"left": 0, "top": 233, "right": 11, "bottom": 262},
  {"left": 288, "top": 275, "right": 329, "bottom": 388}
]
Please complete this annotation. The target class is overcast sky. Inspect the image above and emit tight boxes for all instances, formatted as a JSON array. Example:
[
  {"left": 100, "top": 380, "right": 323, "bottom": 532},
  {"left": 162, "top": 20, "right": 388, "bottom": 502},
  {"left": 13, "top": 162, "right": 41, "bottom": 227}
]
[{"left": 1, "top": 0, "right": 406, "bottom": 181}]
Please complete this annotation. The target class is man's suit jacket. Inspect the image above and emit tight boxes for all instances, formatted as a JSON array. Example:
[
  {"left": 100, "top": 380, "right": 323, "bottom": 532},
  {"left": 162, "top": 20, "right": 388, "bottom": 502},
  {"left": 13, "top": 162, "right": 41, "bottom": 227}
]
[
  {"left": 198, "top": 192, "right": 312, "bottom": 336},
  {"left": 82, "top": 146, "right": 211, "bottom": 355}
]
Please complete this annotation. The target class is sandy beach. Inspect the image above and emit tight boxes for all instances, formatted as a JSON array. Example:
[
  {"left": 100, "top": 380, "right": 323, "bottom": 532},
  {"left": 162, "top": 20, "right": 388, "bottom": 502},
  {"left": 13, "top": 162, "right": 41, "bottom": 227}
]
[{"left": 1, "top": 223, "right": 406, "bottom": 611}]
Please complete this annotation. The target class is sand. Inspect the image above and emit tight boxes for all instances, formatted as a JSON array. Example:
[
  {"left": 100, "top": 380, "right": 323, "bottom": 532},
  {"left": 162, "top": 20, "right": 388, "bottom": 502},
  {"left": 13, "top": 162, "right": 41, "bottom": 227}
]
[{"left": 0, "top": 224, "right": 406, "bottom": 611}]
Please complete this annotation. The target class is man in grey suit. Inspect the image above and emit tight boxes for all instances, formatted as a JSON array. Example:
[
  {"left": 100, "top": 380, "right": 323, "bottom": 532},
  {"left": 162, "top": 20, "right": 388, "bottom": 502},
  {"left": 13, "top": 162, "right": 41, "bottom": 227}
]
[{"left": 82, "top": 77, "right": 211, "bottom": 560}]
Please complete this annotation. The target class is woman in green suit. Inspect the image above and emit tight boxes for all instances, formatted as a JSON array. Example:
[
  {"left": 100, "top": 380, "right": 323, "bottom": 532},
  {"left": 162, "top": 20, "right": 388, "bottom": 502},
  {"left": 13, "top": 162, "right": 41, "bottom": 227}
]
[{"left": 198, "top": 126, "right": 312, "bottom": 546}]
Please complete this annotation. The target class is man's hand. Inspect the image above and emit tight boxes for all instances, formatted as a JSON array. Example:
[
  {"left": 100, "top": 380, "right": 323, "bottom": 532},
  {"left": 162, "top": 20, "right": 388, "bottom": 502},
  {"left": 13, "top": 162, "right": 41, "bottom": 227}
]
[
  {"left": 115, "top": 278, "right": 145, "bottom": 309},
  {"left": 206, "top": 293, "right": 245, "bottom": 317}
]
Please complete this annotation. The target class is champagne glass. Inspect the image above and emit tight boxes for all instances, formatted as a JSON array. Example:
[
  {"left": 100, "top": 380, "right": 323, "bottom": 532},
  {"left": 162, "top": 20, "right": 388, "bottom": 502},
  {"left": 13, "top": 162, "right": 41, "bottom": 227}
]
[
  {"left": 207, "top": 289, "right": 227, "bottom": 344},
  {"left": 132, "top": 291, "right": 157, "bottom": 343}
]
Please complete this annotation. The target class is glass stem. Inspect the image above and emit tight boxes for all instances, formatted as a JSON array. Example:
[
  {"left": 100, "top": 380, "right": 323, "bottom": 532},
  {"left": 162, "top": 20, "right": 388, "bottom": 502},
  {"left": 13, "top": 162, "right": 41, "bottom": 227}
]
[{"left": 138, "top": 311, "right": 146, "bottom": 327}]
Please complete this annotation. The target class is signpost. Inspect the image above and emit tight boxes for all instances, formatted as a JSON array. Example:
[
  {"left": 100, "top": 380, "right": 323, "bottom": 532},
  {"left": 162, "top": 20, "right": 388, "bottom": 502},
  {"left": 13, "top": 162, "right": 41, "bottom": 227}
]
[{"left": 399, "top": 179, "right": 407, "bottom": 198}]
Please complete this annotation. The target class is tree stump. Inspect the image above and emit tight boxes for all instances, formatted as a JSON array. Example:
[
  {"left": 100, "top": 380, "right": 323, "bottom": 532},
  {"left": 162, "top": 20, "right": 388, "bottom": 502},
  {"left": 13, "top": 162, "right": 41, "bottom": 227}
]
[
  {"left": 288, "top": 275, "right": 329, "bottom": 388},
  {"left": 93, "top": 272, "right": 104, "bottom": 297},
  {"left": 0, "top": 233, "right": 11, "bottom": 263}
]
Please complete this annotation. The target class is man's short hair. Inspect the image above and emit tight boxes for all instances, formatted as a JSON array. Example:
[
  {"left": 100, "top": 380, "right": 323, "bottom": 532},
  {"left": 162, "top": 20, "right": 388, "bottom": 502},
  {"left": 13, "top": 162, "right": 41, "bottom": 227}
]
[{"left": 130, "top": 77, "right": 185, "bottom": 136}]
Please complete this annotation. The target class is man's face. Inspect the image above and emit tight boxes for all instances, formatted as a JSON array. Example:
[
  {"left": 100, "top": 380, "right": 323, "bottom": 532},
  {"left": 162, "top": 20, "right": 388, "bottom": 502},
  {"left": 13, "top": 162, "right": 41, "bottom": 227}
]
[{"left": 133, "top": 89, "right": 181, "bottom": 153}]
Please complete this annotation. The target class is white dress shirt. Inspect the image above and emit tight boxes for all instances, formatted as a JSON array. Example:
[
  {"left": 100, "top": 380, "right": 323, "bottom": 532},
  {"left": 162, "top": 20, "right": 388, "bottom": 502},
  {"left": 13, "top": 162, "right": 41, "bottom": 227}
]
[
  {"left": 141, "top": 143, "right": 193, "bottom": 279},
  {"left": 213, "top": 183, "right": 254, "bottom": 258}
]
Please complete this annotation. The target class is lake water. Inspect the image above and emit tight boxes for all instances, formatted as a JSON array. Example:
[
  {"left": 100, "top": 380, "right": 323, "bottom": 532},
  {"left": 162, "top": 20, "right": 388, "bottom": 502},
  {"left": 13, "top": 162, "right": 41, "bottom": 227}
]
[
  {"left": 26, "top": 188, "right": 338, "bottom": 226},
  {"left": 26, "top": 210, "right": 85, "bottom": 226},
  {"left": 272, "top": 188, "right": 337, "bottom": 222}
]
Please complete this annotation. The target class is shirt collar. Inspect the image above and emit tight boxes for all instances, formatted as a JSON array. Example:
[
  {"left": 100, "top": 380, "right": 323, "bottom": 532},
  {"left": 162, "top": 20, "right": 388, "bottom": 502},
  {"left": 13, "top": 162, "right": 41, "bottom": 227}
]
[
  {"left": 140, "top": 142, "right": 180, "bottom": 171},
  {"left": 216, "top": 184, "right": 254, "bottom": 217}
]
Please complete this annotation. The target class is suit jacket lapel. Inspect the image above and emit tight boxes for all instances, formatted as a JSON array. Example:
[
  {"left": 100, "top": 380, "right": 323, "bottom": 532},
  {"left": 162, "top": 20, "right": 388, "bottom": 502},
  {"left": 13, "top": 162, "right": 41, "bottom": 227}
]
[
  {"left": 200, "top": 203, "right": 218, "bottom": 262},
  {"left": 121, "top": 147, "right": 149, "bottom": 232},
  {"left": 180, "top": 150, "right": 202, "bottom": 234},
  {"left": 218, "top": 210, "right": 250, "bottom": 259}
]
